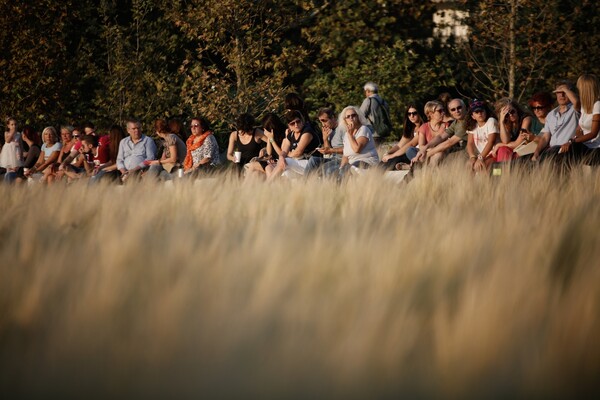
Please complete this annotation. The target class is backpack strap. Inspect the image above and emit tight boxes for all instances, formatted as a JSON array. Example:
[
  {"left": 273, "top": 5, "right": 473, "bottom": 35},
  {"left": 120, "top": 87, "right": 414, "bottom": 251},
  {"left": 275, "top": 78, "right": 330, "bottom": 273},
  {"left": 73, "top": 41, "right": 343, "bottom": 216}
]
[
  {"left": 366, "top": 97, "right": 375, "bottom": 125},
  {"left": 372, "top": 96, "right": 392, "bottom": 127}
]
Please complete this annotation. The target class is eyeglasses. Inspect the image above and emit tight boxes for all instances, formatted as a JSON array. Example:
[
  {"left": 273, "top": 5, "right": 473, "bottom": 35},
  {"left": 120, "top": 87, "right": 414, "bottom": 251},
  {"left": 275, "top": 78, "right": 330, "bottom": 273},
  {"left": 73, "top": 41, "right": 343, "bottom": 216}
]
[
  {"left": 288, "top": 119, "right": 302, "bottom": 126},
  {"left": 450, "top": 106, "right": 463, "bottom": 112},
  {"left": 345, "top": 113, "right": 358, "bottom": 119},
  {"left": 191, "top": 123, "right": 200, "bottom": 128},
  {"left": 407, "top": 112, "right": 418, "bottom": 117},
  {"left": 531, "top": 105, "right": 546, "bottom": 111}
]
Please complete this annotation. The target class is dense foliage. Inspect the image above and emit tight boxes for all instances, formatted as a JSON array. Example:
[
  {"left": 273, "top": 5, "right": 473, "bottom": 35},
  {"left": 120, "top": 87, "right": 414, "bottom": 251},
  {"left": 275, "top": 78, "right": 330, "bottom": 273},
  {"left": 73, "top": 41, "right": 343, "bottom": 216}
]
[{"left": 1, "top": 0, "right": 597, "bottom": 137}]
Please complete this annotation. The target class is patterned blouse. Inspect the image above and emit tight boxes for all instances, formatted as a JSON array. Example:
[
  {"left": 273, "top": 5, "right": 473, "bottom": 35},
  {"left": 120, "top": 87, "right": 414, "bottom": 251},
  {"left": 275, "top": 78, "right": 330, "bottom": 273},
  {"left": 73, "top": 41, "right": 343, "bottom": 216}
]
[{"left": 191, "top": 135, "right": 220, "bottom": 166}]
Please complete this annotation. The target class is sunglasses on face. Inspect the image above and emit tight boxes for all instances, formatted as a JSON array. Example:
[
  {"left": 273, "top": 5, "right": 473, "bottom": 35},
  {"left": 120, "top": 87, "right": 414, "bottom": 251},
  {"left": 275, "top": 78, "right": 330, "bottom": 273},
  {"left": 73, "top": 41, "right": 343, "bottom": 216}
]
[
  {"left": 450, "top": 106, "right": 463, "bottom": 112},
  {"left": 345, "top": 113, "right": 358, "bottom": 119},
  {"left": 288, "top": 119, "right": 302, "bottom": 126},
  {"left": 472, "top": 109, "right": 485, "bottom": 114},
  {"left": 191, "top": 123, "right": 200, "bottom": 128},
  {"left": 531, "top": 106, "right": 546, "bottom": 111},
  {"left": 319, "top": 118, "right": 329, "bottom": 123},
  {"left": 433, "top": 109, "right": 444, "bottom": 114},
  {"left": 407, "top": 111, "right": 418, "bottom": 117},
  {"left": 507, "top": 109, "right": 517, "bottom": 115}
]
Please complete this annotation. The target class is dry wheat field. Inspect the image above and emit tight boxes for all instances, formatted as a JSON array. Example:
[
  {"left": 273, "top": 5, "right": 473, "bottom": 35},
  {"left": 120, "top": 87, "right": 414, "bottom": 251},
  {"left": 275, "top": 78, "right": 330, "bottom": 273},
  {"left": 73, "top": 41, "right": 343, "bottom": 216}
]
[{"left": 1, "top": 160, "right": 599, "bottom": 398}]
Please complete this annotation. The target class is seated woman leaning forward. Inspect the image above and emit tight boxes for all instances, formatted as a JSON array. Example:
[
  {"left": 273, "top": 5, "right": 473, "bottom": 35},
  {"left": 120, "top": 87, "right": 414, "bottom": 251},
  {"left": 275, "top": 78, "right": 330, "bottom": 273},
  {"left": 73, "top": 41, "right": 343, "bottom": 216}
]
[
  {"left": 490, "top": 98, "right": 534, "bottom": 162},
  {"left": 380, "top": 103, "right": 424, "bottom": 170},
  {"left": 145, "top": 123, "right": 187, "bottom": 180},
  {"left": 466, "top": 99, "right": 499, "bottom": 173},
  {"left": 337, "top": 106, "right": 379, "bottom": 175},
  {"left": 245, "top": 113, "right": 287, "bottom": 179},
  {"left": 265, "top": 109, "right": 320, "bottom": 180},
  {"left": 24, "top": 126, "right": 62, "bottom": 183}
]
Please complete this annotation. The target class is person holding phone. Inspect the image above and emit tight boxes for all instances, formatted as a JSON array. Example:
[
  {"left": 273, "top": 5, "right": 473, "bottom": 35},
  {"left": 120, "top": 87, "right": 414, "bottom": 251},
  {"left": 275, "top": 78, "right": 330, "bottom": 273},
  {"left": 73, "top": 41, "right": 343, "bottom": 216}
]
[{"left": 303, "top": 107, "right": 343, "bottom": 176}]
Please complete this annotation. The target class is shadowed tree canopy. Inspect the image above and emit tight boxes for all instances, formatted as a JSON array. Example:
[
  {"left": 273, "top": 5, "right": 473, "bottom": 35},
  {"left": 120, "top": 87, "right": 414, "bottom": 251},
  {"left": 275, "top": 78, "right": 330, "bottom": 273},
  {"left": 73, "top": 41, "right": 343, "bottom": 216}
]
[
  {"left": 457, "top": 0, "right": 592, "bottom": 102},
  {"left": 1, "top": 0, "right": 599, "bottom": 134}
]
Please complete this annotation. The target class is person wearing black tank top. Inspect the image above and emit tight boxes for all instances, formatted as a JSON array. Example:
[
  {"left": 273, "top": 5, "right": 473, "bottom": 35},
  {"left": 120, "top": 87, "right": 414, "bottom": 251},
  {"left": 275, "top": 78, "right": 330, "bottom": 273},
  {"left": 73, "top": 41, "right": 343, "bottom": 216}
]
[
  {"left": 265, "top": 110, "right": 320, "bottom": 180},
  {"left": 227, "top": 113, "right": 267, "bottom": 169}
]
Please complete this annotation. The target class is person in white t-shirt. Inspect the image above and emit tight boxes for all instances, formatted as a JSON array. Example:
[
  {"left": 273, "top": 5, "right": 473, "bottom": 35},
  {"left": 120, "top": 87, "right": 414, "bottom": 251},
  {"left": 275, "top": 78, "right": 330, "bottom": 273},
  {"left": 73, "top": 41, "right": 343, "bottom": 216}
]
[
  {"left": 560, "top": 74, "right": 600, "bottom": 164},
  {"left": 338, "top": 106, "right": 379, "bottom": 175},
  {"left": 466, "top": 99, "right": 498, "bottom": 173}
]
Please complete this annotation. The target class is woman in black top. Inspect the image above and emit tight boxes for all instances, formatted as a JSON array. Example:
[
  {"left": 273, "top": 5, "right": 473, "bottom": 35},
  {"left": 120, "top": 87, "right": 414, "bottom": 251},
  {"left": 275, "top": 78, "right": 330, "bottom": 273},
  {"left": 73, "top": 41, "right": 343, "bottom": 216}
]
[
  {"left": 265, "top": 110, "right": 320, "bottom": 180},
  {"left": 227, "top": 113, "right": 267, "bottom": 167}
]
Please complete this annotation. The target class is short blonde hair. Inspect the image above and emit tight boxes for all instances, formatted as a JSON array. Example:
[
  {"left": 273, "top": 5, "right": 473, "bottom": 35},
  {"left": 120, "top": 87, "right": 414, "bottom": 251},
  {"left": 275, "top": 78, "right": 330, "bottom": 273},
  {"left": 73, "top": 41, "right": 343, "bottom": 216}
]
[
  {"left": 424, "top": 100, "right": 444, "bottom": 120},
  {"left": 42, "top": 126, "right": 58, "bottom": 143}
]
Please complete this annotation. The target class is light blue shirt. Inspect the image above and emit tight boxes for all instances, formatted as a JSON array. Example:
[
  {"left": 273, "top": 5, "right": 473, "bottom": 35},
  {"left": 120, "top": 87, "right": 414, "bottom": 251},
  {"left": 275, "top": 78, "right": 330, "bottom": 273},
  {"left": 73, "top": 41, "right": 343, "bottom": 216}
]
[
  {"left": 116, "top": 135, "right": 157, "bottom": 171},
  {"left": 543, "top": 104, "right": 580, "bottom": 147}
]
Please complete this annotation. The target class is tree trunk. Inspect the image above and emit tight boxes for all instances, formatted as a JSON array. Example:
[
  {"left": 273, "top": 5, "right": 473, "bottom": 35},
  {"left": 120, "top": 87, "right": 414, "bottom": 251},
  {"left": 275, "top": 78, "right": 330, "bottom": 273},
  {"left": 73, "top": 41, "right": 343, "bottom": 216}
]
[{"left": 508, "top": 0, "right": 517, "bottom": 99}]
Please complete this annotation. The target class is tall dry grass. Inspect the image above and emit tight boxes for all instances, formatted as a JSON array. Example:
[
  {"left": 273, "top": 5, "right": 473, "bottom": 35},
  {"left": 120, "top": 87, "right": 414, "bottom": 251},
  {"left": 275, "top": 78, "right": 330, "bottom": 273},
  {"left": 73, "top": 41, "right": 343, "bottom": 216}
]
[{"left": 1, "top": 160, "right": 599, "bottom": 398}]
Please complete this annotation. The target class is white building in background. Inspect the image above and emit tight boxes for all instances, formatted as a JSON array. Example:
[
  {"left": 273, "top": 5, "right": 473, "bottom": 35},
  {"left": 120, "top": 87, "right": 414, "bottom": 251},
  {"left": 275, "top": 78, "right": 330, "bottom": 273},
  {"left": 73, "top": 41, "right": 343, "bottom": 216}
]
[{"left": 432, "top": 0, "right": 469, "bottom": 42}]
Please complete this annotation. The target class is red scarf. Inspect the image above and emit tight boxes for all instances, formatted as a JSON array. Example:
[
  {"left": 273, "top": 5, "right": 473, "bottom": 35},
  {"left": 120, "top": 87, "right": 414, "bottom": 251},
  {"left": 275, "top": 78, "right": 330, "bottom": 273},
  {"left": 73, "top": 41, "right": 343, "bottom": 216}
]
[{"left": 184, "top": 131, "right": 212, "bottom": 170}]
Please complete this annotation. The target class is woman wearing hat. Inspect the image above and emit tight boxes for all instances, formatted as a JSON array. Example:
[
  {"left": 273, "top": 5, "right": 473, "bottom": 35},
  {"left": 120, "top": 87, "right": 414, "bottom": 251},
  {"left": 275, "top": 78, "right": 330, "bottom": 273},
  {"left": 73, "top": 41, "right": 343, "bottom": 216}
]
[{"left": 466, "top": 99, "right": 498, "bottom": 172}]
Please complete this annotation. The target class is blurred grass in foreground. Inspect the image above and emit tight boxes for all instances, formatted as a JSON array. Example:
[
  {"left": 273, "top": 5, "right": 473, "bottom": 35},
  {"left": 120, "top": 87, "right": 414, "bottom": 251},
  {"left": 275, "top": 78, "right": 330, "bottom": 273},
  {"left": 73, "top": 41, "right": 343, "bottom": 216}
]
[{"left": 1, "top": 160, "right": 599, "bottom": 398}]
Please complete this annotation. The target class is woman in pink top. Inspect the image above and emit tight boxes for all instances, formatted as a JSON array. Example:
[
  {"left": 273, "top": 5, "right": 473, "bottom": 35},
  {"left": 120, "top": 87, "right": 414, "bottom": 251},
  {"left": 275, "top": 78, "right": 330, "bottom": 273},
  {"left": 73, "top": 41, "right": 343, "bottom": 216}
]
[{"left": 406, "top": 100, "right": 448, "bottom": 161}]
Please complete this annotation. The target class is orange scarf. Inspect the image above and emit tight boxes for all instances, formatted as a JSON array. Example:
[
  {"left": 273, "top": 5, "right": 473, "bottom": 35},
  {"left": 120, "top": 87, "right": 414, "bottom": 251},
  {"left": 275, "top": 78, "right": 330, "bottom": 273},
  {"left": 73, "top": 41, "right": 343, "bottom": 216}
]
[{"left": 184, "top": 131, "right": 212, "bottom": 170}]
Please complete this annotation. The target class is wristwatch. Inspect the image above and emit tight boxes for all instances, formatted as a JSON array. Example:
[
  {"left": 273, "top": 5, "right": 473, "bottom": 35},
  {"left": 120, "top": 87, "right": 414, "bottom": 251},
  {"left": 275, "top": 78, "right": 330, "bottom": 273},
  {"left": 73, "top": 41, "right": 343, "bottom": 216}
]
[
  {"left": 477, "top": 155, "right": 483, "bottom": 160},
  {"left": 568, "top": 138, "right": 575, "bottom": 144}
]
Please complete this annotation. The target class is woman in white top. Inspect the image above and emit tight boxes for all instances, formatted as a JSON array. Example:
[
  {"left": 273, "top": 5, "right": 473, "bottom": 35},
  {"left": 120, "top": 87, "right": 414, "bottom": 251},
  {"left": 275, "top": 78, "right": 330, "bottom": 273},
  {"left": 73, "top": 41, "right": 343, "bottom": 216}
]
[
  {"left": 338, "top": 106, "right": 379, "bottom": 173},
  {"left": 0, "top": 117, "right": 23, "bottom": 182},
  {"left": 24, "top": 126, "right": 62, "bottom": 182},
  {"left": 466, "top": 99, "right": 498, "bottom": 172},
  {"left": 561, "top": 74, "right": 600, "bottom": 164}
]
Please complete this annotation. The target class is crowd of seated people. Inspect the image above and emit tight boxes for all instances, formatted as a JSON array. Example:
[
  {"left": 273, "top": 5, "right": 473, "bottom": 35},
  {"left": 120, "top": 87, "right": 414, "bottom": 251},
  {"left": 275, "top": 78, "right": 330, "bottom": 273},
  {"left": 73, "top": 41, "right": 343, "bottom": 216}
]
[{"left": 2, "top": 75, "right": 599, "bottom": 185}]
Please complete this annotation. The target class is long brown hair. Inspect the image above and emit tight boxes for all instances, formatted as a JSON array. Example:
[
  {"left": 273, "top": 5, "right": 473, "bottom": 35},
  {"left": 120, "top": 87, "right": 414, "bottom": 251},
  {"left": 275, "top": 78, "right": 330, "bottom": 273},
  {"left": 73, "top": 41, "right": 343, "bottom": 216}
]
[{"left": 108, "top": 124, "right": 125, "bottom": 163}]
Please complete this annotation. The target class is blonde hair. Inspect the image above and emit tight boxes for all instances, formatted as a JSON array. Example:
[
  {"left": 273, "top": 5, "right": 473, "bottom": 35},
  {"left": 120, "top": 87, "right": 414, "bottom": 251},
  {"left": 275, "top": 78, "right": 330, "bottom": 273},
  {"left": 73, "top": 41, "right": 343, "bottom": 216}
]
[
  {"left": 577, "top": 74, "right": 600, "bottom": 114},
  {"left": 42, "top": 126, "right": 58, "bottom": 144},
  {"left": 424, "top": 100, "right": 444, "bottom": 120}
]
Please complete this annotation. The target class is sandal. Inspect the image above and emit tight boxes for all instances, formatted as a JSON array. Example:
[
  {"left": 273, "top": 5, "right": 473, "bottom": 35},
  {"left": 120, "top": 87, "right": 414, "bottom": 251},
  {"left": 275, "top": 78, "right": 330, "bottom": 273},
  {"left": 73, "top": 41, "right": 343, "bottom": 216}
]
[{"left": 395, "top": 162, "right": 411, "bottom": 171}]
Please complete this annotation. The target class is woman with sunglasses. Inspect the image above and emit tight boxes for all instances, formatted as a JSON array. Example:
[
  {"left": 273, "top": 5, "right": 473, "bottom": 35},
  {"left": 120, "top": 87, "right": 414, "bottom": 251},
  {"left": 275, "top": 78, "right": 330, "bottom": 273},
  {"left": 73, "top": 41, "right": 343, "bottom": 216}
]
[
  {"left": 405, "top": 100, "right": 449, "bottom": 163},
  {"left": 496, "top": 98, "right": 532, "bottom": 143},
  {"left": 338, "top": 106, "right": 379, "bottom": 174},
  {"left": 183, "top": 117, "right": 220, "bottom": 177},
  {"left": 466, "top": 99, "right": 498, "bottom": 172},
  {"left": 528, "top": 92, "right": 553, "bottom": 136},
  {"left": 266, "top": 110, "right": 319, "bottom": 179},
  {"left": 380, "top": 103, "right": 424, "bottom": 170},
  {"left": 490, "top": 98, "right": 533, "bottom": 161}
]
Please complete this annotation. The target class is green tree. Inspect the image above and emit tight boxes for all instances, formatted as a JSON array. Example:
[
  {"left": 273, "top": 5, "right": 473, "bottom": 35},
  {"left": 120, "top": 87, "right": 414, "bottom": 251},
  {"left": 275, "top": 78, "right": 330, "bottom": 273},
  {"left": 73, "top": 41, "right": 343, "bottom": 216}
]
[
  {"left": 458, "top": 0, "right": 582, "bottom": 101},
  {"left": 93, "top": 0, "right": 187, "bottom": 126},
  {"left": 299, "top": 0, "right": 450, "bottom": 137},
  {"left": 0, "top": 0, "right": 86, "bottom": 124},
  {"left": 165, "top": 0, "right": 305, "bottom": 130}
]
